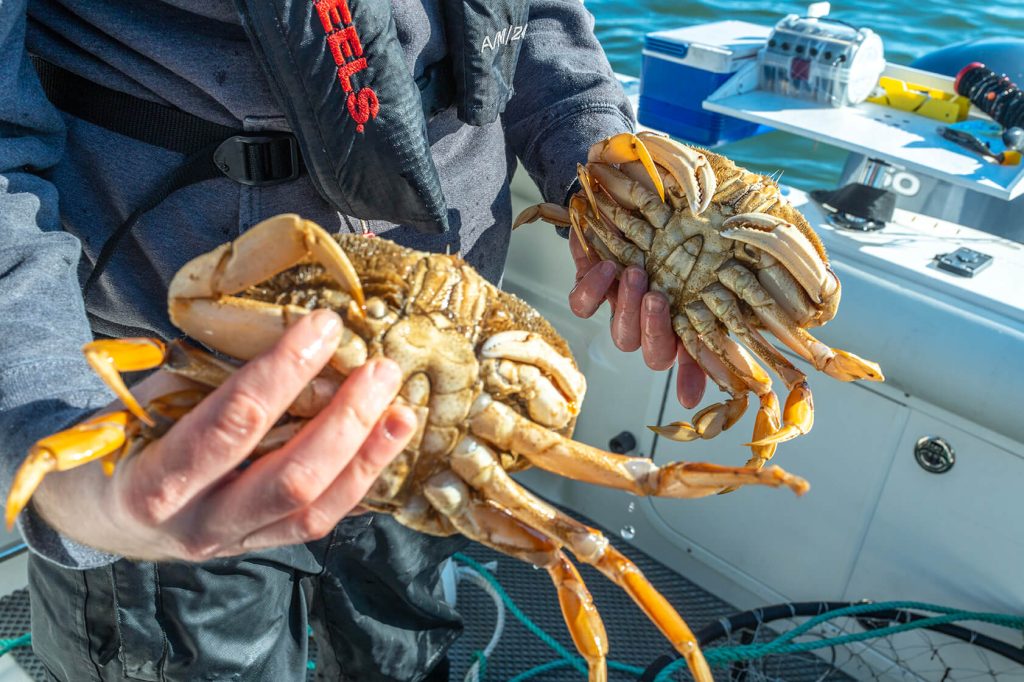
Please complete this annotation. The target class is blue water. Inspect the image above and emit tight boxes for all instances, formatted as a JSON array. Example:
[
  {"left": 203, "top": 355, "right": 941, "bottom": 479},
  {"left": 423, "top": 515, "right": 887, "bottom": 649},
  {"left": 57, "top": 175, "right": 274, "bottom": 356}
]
[{"left": 590, "top": 0, "right": 1024, "bottom": 191}]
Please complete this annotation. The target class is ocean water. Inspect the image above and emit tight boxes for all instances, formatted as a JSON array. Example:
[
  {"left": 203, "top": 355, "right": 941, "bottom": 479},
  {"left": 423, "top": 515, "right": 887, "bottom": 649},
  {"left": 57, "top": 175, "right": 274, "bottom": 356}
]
[{"left": 589, "top": 0, "right": 1024, "bottom": 191}]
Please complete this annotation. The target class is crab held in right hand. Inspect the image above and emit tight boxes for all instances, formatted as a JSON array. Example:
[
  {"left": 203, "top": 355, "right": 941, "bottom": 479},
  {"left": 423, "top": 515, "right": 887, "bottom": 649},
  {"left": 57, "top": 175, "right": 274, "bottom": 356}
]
[{"left": 516, "top": 131, "right": 884, "bottom": 470}]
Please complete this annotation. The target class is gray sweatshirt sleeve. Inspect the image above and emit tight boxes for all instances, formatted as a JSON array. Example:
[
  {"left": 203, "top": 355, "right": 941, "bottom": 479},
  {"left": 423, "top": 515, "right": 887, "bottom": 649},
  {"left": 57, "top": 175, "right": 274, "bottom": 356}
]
[
  {"left": 501, "top": 0, "right": 635, "bottom": 205},
  {"left": 0, "top": 1, "right": 119, "bottom": 569}
]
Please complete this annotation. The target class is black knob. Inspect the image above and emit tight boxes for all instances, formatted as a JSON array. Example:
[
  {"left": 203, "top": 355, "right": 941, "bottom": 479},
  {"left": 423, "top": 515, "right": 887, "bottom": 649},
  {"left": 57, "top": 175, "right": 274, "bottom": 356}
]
[
  {"left": 914, "top": 436, "right": 955, "bottom": 474},
  {"left": 609, "top": 431, "right": 637, "bottom": 454}
]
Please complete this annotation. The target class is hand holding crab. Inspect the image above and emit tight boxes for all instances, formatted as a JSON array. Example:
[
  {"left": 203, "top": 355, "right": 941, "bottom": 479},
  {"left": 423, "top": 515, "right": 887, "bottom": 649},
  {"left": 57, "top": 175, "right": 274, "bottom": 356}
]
[
  {"left": 517, "top": 131, "right": 884, "bottom": 470},
  {"left": 6, "top": 215, "right": 811, "bottom": 682}
]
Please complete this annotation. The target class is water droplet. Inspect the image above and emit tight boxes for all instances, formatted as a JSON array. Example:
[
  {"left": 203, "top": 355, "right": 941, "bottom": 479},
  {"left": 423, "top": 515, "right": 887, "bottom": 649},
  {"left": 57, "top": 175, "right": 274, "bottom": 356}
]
[
  {"left": 626, "top": 501, "right": 635, "bottom": 513},
  {"left": 531, "top": 564, "right": 541, "bottom": 570},
  {"left": 619, "top": 525, "right": 636, "bottom": 540}
]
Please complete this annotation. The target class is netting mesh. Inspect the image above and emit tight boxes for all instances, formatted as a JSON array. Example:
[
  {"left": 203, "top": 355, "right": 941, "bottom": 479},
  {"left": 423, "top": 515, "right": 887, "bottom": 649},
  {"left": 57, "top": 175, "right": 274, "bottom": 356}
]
[{"left": 673, "top": 605, "right": 1024, "bottom": 682}]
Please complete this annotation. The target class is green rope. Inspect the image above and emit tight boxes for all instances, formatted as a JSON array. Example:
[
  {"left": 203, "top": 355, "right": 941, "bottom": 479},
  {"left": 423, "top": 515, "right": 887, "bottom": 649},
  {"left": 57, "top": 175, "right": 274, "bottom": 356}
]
[
  {"left": 653, "top": 601, "right": 1024, "bottom": 681},
  {"left": 508, "top": 659, "right": 576, "bottom": 681},
  {"left": 471, "top": 650, "right": 488, "bottom": 681},
  {"left": 452, "top": 553, "right": 589, "bottom": 676},
  {"left": 0, "top": 634, "right": 31, "bottom": 657},
  {"left": 453, "top": 553, "right": 1024, "bottom": 682}
]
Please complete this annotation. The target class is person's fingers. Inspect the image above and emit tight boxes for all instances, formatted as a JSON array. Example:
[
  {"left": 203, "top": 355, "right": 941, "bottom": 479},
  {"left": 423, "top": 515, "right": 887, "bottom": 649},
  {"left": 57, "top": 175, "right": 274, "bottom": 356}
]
[
  {"left": 610, "top": 266, "right": 646, "bottom": 352},
  {"left": 640, "top": 292, "right": 678, "bottom": 371},
  {"left": 676, "top": 344, "right": 708, "bottom": 410},
  {"left": 118, "top": 310, "right": 343, "bottom": 526},
  {"left": 569, "top": 260, "right": 618, "bottom": 319},
  {"left": 236, "top": 404, "right": 417, "bottom": 551},
  {"left": 196, "top": 358, "right": 405, "bottom": 540}
]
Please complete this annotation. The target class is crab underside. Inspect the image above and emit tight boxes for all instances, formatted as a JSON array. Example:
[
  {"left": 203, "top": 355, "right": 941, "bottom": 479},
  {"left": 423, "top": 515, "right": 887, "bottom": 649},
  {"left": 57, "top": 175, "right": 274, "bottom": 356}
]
[{"left": 516, "top": 131, "right": 884, "bottom": 471}]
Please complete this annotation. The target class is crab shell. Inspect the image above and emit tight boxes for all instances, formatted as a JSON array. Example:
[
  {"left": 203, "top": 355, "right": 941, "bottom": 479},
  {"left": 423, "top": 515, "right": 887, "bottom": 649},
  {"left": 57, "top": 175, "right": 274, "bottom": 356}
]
[{"left": 516, "top": 132, "right": 884, "bottom": 470}]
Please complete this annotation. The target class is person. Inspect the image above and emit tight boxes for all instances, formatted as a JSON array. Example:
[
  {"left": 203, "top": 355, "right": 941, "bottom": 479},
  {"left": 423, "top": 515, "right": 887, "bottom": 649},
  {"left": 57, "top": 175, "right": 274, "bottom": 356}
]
[{"left": 0, "top": 1, "right": 706, "bottom": 680}]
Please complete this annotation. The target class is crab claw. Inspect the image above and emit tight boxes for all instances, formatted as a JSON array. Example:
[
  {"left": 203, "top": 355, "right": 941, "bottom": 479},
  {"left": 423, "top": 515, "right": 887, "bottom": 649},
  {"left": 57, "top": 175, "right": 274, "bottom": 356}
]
[
  {"left": 747, "top": 382, "right": 814, "bottom": 447},
  {"left": 823, "top": 349, "right": 885, "bottom": 382},
  {"left": 634, "top": 133, "right": 717, "bottom": 215},
  {"left": 588, "top": 133, "right": 665, "bottom": 201},
  {"left": 6, "top": 411, "right": 131, "bottom": 529},
  {"left": 722, "top": 213, "right": 838, "bottom": 304},
  {"left": 170, "top": 213, "right": 366, "bottom": 313},
  {"left": 480, "top": 331, "right": 586, "bottom": 407}
]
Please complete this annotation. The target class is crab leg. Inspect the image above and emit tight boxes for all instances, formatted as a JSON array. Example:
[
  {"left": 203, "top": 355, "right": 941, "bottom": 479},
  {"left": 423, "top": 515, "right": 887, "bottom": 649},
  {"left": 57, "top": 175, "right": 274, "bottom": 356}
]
[
  {"left": 717, "top": 262, "right": 884, "bottom": 384},
  {"left": 5, "top": 411, "right": 131, "bottom": 528},
  {"left": 512, "top": 195, "right": 597, "bottom": 263},
  {"left": 512, "top": 202, "right": 569, "bottom": 230},
  {"left": 587, "top": 187, "right": 656, "bottom": 251},
  {"left": 83, "top": 339, "right": 168, "bottom": 425},
  {"left": 470, "top": 396, "right": 808, "bottom": 497},
  {"left": 580, "top": 211, "right": 645, "bottom": 269},
  {"left": 733, "top": 249, "right": 821, "bottom": 327},
  {"left": 451, "top": 437, "right": 717, "bottom": 682},
  {"left": 652, "top": 317, "right": 781, "bottom": 474},
  {"left": 700, "top": 281, "right": 813, "bottom": 450},
  {"left": 423, "top": 471, "right": 609, "bottom": 682},
  {"left": 587, "top": 162, "right": 672, "bottom": 231},
  {"left": 651, "top": 315, "right": 750, "bottom": 444},
  {"left": 682, "top": 301, "right": 785, "bottom": 457},
  {"left": 82, "top": 337, "right": 269, "bottom": 429}
]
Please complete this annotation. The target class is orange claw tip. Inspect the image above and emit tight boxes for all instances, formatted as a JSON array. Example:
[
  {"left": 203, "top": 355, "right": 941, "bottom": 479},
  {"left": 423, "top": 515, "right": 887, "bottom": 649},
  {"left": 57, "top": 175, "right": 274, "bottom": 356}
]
[
  {"left": 745, "top": 424, "right": 806, "bottom": 448},
  {"left": 4, "top": 447, "right": 60, "bottom": 529},
  {"left": 648, "top": 423, "right": 701, "bottom": 442},
  {"left": 791, "top": 477, "right": 812, "bottom": 496}
]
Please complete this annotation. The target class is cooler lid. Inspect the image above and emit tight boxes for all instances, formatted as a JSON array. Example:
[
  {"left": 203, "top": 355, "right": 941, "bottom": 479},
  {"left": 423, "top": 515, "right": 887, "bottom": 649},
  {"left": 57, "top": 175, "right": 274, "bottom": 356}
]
[{"left": 644, "top": 21, "right": 771, "bottom": 72}]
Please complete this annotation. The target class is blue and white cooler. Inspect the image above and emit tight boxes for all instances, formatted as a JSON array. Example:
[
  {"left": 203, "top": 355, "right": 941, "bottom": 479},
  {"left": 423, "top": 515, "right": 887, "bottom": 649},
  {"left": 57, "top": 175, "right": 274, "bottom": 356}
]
[{"left": 639, "top": 20, "right": 771, "bottom": 146}]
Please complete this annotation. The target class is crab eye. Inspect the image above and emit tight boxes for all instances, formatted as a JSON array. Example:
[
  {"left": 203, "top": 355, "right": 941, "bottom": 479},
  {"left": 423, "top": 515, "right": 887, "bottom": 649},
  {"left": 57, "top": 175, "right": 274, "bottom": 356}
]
[
  {"left": 735, "top": 243, "right": 760, "bottom": 264},
  {"left": 366, "top": 298, "right": 387, "bottom": 319}
]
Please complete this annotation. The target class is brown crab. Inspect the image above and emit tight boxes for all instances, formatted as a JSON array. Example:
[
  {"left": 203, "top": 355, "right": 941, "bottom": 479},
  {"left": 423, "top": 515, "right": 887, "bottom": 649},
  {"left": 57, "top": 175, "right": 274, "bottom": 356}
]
[
  {"left": 516, "top": 132, "right": 884, "bottom": 470},
  {"left": 5, "top": 214, "right": 811, "bottom": 682}
]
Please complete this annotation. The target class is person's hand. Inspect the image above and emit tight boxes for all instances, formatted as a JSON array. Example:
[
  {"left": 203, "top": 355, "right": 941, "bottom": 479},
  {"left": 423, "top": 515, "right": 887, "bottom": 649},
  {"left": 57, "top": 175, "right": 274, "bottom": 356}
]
[
  {"left": 567, "top": 231, "right": 707, "bottom": 409},
  {"left": 32, "top": 309, "right": 416, "bottom": 561}
]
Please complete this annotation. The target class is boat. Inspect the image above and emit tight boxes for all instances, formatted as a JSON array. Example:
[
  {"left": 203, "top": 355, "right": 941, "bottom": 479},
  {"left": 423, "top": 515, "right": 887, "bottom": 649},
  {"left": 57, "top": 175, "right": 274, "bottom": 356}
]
[
  {"left": 1, "top": 7, "right": 1023, "bottom": 682},
  {"left": 496, "top": 11, "right": 1024, "bottom": 681}
]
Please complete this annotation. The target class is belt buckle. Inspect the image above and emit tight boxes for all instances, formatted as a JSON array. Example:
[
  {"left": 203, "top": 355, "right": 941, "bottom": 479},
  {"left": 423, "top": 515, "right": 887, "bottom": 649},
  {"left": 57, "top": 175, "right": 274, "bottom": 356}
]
[{"left": 213, "top": 133, "right": 301, "bottom": 187}]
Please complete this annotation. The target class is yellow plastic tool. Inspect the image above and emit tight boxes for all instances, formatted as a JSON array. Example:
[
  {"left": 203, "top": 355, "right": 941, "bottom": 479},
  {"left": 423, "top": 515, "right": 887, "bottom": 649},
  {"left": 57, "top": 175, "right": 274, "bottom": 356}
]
[{"left": 867, "top": 76, "right": 970, "bottom": 123}]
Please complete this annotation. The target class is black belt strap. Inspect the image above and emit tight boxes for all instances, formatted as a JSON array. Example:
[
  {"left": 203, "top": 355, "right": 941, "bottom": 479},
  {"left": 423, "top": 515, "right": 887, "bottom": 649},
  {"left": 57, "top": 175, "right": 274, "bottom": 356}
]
[
  {"left": 33, "top": 55, "right": 454, "bottom": 293},
  {"left": 33, "top": 57, "right": 238, "bottom": 155},
  {"left": 33, "top": 57, "right": 304, "bottom": 294}
]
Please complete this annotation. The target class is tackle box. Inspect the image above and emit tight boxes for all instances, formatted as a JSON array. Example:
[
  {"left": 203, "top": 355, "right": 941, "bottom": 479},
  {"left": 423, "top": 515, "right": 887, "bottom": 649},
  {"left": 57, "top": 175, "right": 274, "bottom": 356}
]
[{"left": 639, "top": 20, "right": 772, "bottom": 146}]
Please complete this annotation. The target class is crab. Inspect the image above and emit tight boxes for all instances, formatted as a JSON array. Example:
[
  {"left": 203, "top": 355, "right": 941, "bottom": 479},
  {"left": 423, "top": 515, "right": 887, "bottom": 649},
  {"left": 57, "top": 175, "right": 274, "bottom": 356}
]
[
  {"left": 4, "top": 214, "right": 814, "bottom": 682},
  {"left": 515, "top": 131, "right": 884, "bottom": 470}
]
